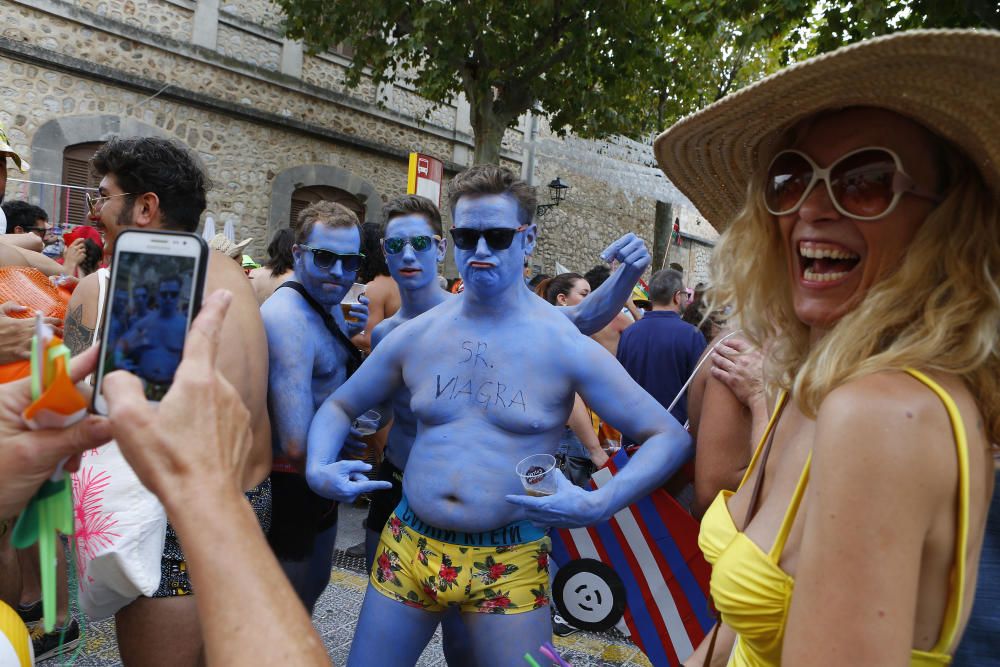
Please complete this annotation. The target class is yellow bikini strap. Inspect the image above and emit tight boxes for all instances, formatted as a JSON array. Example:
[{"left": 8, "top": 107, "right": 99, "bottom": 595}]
[
  {"left": 770, "top": 451, "right": 812, "bottom": 559},
  {"left": 737, "top": 391, "right": 789, "bottom": 490},
  {"left": 903, "top": 369, "right": 971, "bottom": 653}
]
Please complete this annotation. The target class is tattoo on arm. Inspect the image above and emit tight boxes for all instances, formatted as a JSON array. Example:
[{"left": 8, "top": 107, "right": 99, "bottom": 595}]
[{"left": 64, "top": 304, "right": 95, "bottom": 355}]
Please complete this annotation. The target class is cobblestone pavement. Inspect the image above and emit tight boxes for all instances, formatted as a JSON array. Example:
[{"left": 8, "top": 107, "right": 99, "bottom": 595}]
[{"left": 41, "top": 505, "right": 653, "bottom": 667}]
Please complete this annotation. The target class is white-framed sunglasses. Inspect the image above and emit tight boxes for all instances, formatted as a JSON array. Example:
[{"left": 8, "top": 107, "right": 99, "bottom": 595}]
[{"left": 764, "top": 146, "right": 942, "bottom": 221}]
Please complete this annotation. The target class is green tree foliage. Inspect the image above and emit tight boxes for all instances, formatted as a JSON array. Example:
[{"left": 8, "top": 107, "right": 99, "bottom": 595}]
[{"left": 276, "top": 0, "right": 998, "bottom": 164}]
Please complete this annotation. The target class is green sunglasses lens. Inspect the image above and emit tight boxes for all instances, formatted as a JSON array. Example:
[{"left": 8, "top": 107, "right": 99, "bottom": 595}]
[
  {"left": 384, "top": 237, "right": 407, "bottom": 254},
  {"left": 409, "top": 235, "right": 433, "bottom": 251},
  {"left": 384, "top": 236, "right": 434, "bottom": 254}
]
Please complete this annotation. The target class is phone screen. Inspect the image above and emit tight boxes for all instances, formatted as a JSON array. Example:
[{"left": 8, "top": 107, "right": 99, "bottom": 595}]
[{"left": 100, "top": 250, "right": 198, "bottom": 402}]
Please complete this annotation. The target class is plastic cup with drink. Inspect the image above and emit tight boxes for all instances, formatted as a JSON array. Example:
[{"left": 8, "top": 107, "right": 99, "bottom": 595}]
[
  {"left": 516, "top": 454, "right": 558, "bottom": 497},
  {"left": 340, "top": 282, "right": 366, "bottom": 323},
  {"left": 352, "top": 409, "right": 380, "bottom": 437}
]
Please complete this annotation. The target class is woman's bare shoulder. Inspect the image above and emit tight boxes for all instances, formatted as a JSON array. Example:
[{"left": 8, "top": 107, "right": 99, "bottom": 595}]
[{"left": 814, "top": 371, "right": 962, "bottom": 502}]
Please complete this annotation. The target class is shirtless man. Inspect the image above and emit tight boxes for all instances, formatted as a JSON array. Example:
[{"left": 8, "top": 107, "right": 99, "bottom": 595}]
[
  {"left": 366, "top": 194, "right": 651, "bottom": 564},
  {"left": 116, "top": 276, "right": 186, "bottom": 397},
  {"left": 63, "top": 136, "right": 271, "bottom": 667},
  {"left": 260, "top": 200, "right": 378, "bottom": 612},
  {"left": 130, "top": 285, "right": 150, "bottom": 323},
  {"left": 309, "top": 166, "right": 691, "bottom": 667}
]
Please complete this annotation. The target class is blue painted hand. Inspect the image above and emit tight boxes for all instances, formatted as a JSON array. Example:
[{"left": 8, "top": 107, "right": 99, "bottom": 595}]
[
  {"left": 347, "top": 294, "right": 369, "bottom": 337},
  {"left": 306, "top": 459, "right": 392, "bottom": 503},
  {"left": 341, "top": 423, "right": 369, "bottom": 458},
  {"left": 600, "top": 232, "right": 651, "bottom": 271},
  {"left": 505, "top": 468, "right": 610, "bottom": 529}
]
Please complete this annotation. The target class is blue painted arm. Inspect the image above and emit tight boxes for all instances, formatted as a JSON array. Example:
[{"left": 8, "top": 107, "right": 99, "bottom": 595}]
[
  {"left": 305, "top": 328, "right": 405, "bottom": 501},
  {"left": 562, "top": 233, "right": 650, "bottom": 335},
  {"left": 506, "top": 335, "right": 692, "bottom": 527},
  {"left": 262, "top": 304, "right": 316, "bottom": 468}
]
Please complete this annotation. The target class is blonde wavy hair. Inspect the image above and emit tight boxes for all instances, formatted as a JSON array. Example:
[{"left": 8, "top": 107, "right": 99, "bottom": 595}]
[{"left": 709, "top": 124, "right": 1000, "bottom": 443}]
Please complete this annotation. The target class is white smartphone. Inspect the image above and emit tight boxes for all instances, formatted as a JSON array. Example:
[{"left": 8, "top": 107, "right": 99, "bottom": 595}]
[{"left": 91, "top": 229, "right": 208, "bottom": 415}]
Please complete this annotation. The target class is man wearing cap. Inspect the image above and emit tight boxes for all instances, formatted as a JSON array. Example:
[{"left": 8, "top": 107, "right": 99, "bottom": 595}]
[
  {"left": 260, "top": 200, "right": 380, "bottom": 613},
  {"left": 63, "top": 136, "right": 271, "bottom": 667},
  {"left": 308, "top": 165, "right": 691, "bottom": 667}
]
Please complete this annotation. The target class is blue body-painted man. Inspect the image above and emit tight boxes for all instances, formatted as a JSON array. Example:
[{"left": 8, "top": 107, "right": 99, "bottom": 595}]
[
  {"left": 260, "top": 200, "right": 381, "bottom": 613},
  {"left": 364, "top": 194, "right": 653, "bottom": 664},
  {"left": 309, "top": 167, "right": 691, "bottom": 666}
]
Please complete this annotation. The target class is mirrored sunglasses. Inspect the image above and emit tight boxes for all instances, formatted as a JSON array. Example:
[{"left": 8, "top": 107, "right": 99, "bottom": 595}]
[{"left": 382, "top": 235, "right": 441, "bottom": 254}]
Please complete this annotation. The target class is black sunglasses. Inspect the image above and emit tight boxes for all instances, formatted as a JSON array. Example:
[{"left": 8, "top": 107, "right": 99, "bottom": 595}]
[
  {"left": 449, "top": 225, "right": 529, "bottom": 251},
  {"left": 299, "top": 245, "right": 365, "bottom": 271}
]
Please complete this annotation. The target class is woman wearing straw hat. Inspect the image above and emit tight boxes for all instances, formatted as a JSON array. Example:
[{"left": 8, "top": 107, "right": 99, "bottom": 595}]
[{"left": 655, "top": 29, "right": 999, "bottom": 666}]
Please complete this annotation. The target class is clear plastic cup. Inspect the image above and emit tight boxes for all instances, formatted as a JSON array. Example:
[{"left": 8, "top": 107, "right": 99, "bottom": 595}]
[
  {"left": 340, "top": 282, "right": 366, "bottom": 323},
  {"left": 352, "top": 409, "right": 380, "bottom": 437},
  {"left": 516, "top": 454, "right": 558, "bottom": 497}
]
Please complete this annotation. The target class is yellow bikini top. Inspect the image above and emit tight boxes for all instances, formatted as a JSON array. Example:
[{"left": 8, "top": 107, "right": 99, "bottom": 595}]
[{"left": 698, "top": 370, "right": 970, "bottom": 667}]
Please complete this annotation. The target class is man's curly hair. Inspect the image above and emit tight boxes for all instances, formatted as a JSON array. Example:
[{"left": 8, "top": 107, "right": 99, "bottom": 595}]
[{"left": 92, "top": 136, "right": 210, "bottom": 232}]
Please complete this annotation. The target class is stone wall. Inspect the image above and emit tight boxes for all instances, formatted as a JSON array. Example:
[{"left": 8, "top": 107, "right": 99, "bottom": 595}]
[
  {"left": 216, "top": 22, "right": 281, "bottom": 71},
  {"left": 3, "top": 0, "right": 714, "bottom": 278},
  {"left": 73, "top": 0, "right": 194, "bottom": 41},
  {"left": 524, "top": 117, "right": 715, "bottom": 285},
  {"left": 220, "top": 0, "right": 283, "bottom": 33},
  {"left": 6, "top": 60, "right": 420, "bottom": 250}
]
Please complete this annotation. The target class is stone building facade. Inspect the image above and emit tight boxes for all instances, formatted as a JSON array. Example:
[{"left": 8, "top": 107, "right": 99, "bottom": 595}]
[{"left": 1, "top": 0, "right": 717, "bottom": 283}]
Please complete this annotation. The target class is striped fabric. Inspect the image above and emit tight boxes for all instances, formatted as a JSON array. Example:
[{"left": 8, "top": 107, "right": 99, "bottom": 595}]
[{"left": 550, "top": 449, "right": 713, "bottom": 666}]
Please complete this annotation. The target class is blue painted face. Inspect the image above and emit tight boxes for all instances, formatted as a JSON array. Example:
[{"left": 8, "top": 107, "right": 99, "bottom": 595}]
[
  {"left": 452, "top": 193, "right": 535, "bottom": 296},
  {"left": 293, "top": 223, "right": 361, "bottom": 306},
  {"left": 383, "top": 214, "right": 445, "bottom": 291}
]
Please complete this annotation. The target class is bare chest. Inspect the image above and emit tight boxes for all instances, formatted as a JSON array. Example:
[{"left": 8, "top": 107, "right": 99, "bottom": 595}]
[{"left": 406, "top": 334, "right": 569, "bottom": 434}]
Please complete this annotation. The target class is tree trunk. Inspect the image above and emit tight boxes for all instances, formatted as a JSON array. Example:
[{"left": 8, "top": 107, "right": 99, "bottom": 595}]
[
  {"left": 469, "top": 93, "right": 509, "bottom": 165},
  {"left": 652, "top": 200, "right": 673, "bottom": 273}
]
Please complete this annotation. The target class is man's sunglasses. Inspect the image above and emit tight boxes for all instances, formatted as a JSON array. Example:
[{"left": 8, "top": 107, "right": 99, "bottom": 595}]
[
  {"left": 382, "top": 235, "right": 441, "bottom": 255},
  {"left": 764, "top": 147, "right": 942, "bottom": 221},
  {"left": 85, "top": 191, "right": 134, "bottom": 218},
  {"left": 299, "top": 245, "right": 365, "bottom": 271},
  {"left": 160, "top": 290, "right": 180, "bottom": 298},
  {"left": 449, "top": 225, "right": 529, "bottom": 251}
]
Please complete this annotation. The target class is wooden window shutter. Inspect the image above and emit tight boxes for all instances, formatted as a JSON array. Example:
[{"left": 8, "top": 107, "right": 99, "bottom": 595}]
[
  {"left": 61, "top": 143, "right": 103, "bottom": 228},
  {"left": 290, "top": 197, "right": 309, "bottom": 229}
]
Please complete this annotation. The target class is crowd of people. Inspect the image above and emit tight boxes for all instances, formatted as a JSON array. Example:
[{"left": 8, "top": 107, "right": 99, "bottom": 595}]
[{"left": 0, "top": 26, "right": 997, "bottom": 667}]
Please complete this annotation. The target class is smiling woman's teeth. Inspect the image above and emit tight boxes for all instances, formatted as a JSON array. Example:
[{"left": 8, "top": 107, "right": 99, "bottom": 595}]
[{"left": 803, "top": 268, "right": 851, "bottom": 281}]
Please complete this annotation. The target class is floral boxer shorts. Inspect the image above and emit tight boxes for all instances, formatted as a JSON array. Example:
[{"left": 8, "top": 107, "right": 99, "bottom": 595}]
[{"left": 369, "top": 495, "right": 551, "bottom": 614}]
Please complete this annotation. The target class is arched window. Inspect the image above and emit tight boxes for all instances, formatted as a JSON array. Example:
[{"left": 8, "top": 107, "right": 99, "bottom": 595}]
[
  {"left": 61, "top": 142, "right": 103, "bottom": 227},
  {"left": 289, "top": 185, "right": 365, "bottom": 228}
]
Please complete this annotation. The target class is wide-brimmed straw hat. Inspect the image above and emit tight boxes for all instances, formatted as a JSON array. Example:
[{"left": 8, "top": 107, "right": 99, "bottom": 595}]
[
  {"left": 653, "top": 29, "right": 1000, "bottom": 232},
  {"left": 0, "top": 126, "right": 29, "bottom": 172}
]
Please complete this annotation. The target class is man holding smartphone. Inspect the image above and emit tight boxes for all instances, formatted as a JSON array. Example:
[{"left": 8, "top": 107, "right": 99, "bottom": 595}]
[
  {"left": 63, "top": 136, "right": 273, "bottom": 667},
  {"left": 261, "top": 200, "right": 386, "bottom": 612}
]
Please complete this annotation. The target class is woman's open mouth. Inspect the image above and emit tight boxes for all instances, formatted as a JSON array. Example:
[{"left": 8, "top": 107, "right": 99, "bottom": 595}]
[{"left": 798, "top": 241, "right": 860, "bottom": 283}]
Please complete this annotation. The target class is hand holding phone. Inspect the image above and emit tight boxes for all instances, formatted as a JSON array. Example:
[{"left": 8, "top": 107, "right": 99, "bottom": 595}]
[{"left": 92, "top": 230, "right": 207, "bottom": 414}]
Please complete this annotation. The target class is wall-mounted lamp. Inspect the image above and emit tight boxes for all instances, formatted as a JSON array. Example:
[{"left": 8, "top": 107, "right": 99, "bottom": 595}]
[{"left": 535, "top": 177, "right": 570, "bottom": 217}]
